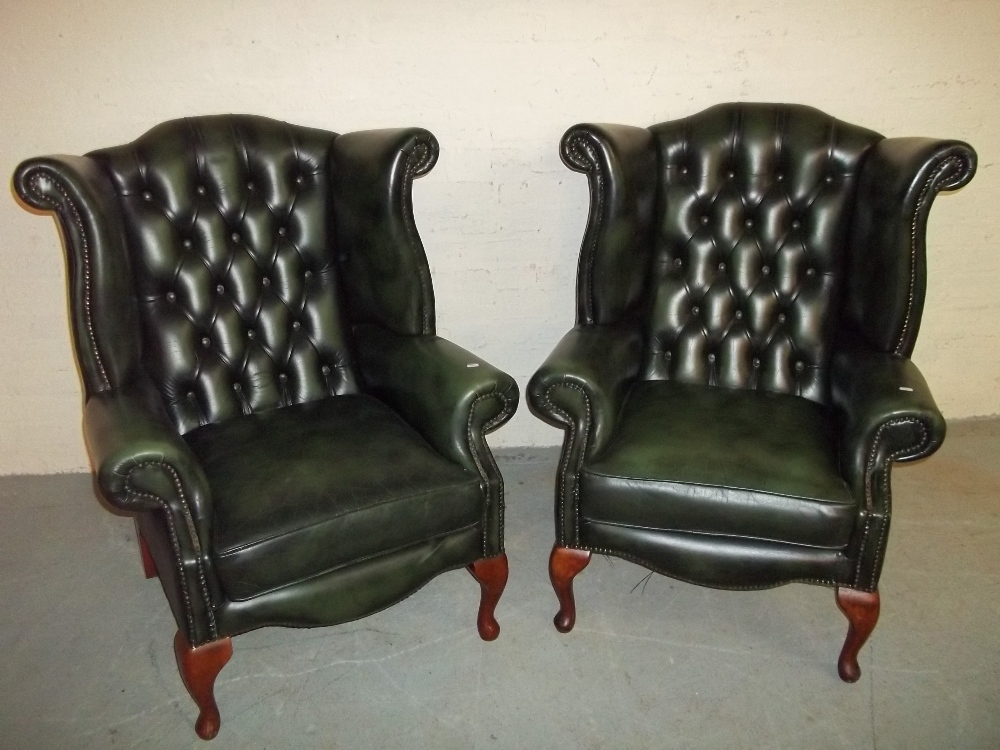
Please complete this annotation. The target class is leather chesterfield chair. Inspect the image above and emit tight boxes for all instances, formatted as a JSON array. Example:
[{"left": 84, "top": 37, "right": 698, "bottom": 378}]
[
  {"left": 14, "top": 115, "right": 518, "bottom": 740},
  {"left": 528, "top": 102, "right": 975, "bottom": 681}
]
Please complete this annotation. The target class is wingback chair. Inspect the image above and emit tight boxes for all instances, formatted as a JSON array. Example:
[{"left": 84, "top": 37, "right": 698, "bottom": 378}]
[
  {"left": 528, "top": 103, "right": 975, "bottom": 681},
  {"left": 14, "top": 115, "right": 518, "bottom": 739}
]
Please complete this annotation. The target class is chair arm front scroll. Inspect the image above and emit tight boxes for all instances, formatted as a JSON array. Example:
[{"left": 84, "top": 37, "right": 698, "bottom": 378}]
[
  {"left": 831, "top": 350, "right": 946, "bottom": 591},
  {"left": 331, "top": 127, "right": 440, "bottom": 336},
  {"left": 353, "top": 324, "right": 519, "bottom": 555},
  {"left": 846, "top": 137, "right": 977, "bottom": 356},
  {"left": 83, "top": 378, "right": 220, "bottom": 644},
  {"left": 560, "top": 123, "right": 657, "bottom": 326},
  {"left": 527, "top": 322, "right": 645, "bottom": 545}
]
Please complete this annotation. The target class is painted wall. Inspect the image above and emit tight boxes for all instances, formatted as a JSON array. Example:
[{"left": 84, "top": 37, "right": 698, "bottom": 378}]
[{"left": 1, "top": 0, "right": 997, "bottom": 474}]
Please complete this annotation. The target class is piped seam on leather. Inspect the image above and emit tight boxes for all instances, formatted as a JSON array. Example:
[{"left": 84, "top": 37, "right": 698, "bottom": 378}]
[
  {"left": 402, "top": 139, "right": 436, "bottom": 335},
  {"left": 579, "top": 468, "right": 854, "bottom": 506},
  {"left": 853, "top": 416, "right": 929, "bottom": 590},
  {"left": 894, "top": 155, "right": 963, "bottom": 355},
  {"left": 24, "top": 169, "right": 111, "bottom": 390},
  {"left": 540, "top": 381, "right": 592, "bottom": 545},
  {"left": 221, "top": 520, "right": 481, "bottom": 602},
  {"left": 122, "top": 461, "right": 217, "bottom": 642},
  {"left": 565, "top": 544, "right": 839, "bottom": 591},
  {"left": 213, "top": 477, "right": 482, "bottom": 557},
  {"left": 580, "top": 517, "right": 849, "bottom": 551}
]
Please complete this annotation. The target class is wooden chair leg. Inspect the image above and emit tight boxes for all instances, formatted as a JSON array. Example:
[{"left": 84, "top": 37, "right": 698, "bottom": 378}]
[
  {"left": 173, "top": 630, "right": 233, "bottom": 741},
  {"left": 467, "top": 553, "right": 509, "bottom": 641},
  {"left": 549, "top": 545, "right": 591, "bottom": 633},
  {"left": 835, "top": 587, "right": 880, "bottom": 683},
  {"left": 134, "top": 518, "right": 157, "bottom": 579}
]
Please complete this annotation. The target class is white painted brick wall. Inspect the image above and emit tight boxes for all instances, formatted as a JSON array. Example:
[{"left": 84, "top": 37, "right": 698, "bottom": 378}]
[{"left": 1, "top": 0, "right": 997, "bottom": 473}]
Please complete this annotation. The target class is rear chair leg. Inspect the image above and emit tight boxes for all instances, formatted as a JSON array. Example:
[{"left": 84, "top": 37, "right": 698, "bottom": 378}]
[
  {"left": 134, "top": 518, "right": 157, "bottom": 579},
  {"left": 173, "top": 631, "right": 233, "bottom": 741},
  {"left": 467, "top": 553, "right": 509, "bottom": 641},
  {"left": 549, "top": 546, "right": 592, "bottom": 633},
  {"left": 835, "top": 587, "right": 880, "bottom": 683}
]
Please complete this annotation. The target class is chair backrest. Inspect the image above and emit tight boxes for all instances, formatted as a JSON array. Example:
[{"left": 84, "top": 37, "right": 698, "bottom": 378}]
[
  {"left": 89, "top": 115, "right": 361, "bottom": 433},
  {"left": 642, "top": 103, "right": 882, "bottom": 403}
]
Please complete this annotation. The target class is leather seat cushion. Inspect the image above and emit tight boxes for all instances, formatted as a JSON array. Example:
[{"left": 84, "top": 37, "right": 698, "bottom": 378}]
[
  {"left": 579, "top": 381, "right": 856, "bottom": 549},
  {"left": 184, "top": 394, "right": 483, "bottom": 601}
]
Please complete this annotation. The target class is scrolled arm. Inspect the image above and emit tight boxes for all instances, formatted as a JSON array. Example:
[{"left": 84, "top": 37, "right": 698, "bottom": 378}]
[
  {"left": 846, "top": 137, "right": 977, "bottom": 356},
  {"left": 528, "top": 323, "right": 645, "bottom": 545},
  {"left": 831, "top": 349, "right": 946, "bottom": 591},
  {"left": 331, "top": 128, "right": 440, "bottom": 336},
  {"left": 353, "top": 324, "right": 518, "bottom": 554},
  {"left": 560, "top": 124, "right": 658, "bottom": 326},
  {"left": 83, "top": 376, "right": 219, "bottom": 643}
]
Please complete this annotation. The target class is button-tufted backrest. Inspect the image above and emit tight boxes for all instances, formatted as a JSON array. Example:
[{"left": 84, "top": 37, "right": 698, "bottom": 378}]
[
  {"left": 642, "top": 103, "right": 883, "bottom": 404},
  {"left": 89, "top": 115, "right": 360, "bottom": 434}
]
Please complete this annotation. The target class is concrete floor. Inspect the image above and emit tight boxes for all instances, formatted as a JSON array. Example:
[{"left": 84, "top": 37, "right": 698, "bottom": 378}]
[{"left": 0, "top": 419, "right": 998, "bottom": 749}]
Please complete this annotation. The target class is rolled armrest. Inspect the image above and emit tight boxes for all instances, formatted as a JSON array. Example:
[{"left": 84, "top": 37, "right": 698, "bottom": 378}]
[
  {"left": 831, "top": 349, "right": 946, "bottom": 493},
  {"left": 528, "top": 322, "right": 645, "bottom": 461},
  {"left": 83, "top": 378, "right": 212, "bottom": 544},
  {"left": 353, "top": 324, "right": 518, "bottom": 476}
]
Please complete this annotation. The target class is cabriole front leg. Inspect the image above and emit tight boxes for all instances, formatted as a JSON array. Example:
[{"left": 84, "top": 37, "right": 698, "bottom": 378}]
[
  {"left": 549, "top": 545, "right": 592, "bottom": 633},
  {"left": 173, "top": 631, "right": 233, "bottom": 740},
  {"left": 467, "top": 553, "right": 509, "bottom": 641},
  {"left": 835, "top": 587, "right": 880, "bottom": 683}
]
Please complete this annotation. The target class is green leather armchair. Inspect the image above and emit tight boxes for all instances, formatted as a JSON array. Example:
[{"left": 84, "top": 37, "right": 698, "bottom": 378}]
[
  {"left": 528, "top": 103, "right": 975, "bottom": 682},
  {"left": 14, "top": 115, "right": 518, "bottom": 740}
]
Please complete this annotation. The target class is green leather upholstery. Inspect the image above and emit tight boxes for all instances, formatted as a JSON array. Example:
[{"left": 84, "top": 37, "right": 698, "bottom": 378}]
[
  {"left": 14, "top": 115, "right": 518, "bottom": 653},
  {"left": 530, "top": 103, "right": 975, "bottom": 597}
]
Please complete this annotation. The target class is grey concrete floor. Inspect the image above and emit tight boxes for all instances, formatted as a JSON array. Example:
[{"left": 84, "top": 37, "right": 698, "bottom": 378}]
[{"left": 1, "top": 419, "right": 998, "bottom": 749}]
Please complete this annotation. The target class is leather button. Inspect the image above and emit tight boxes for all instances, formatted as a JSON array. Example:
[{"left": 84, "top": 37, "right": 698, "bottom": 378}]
[
  {"left": 142, "top": 191, "right": 152, "bottom": 202},
  {"left": 233, "top": 382, "right": 242, "bottom": 391},
  {"left": 166, "top": 292, "right": 176, "bottom": 302},
  {"left": 745, "top": 219, "right": 754, "bottom": 228},
  {"left": 231, "top": 232, "right": 240, "bottom": 243},
  {"left": 247, "top": 330, "right": 255, "bottom": 339},
  {"left": 735, "top": 310, "right": 743, "bottom": 320},
  {"left": 775, "top": 173, "right": 784, "bottom": 182},
  {"left": 278, "top": 373, "right": 288, "bottom": 383},
  {"left": 751, "top": 357, "right": 761, "bottom": 368},
  {"left": 795, "top": 361, "right": 805, "bottom": 371},
  {"left": 246, "top": 181, "right": 254, "bottom": 190},
  {"left": 700, "top": 215, "right": 710, "bottom": 225},
  {"left": 292, "top": 321, "right": 301, "bottom": 330},
  {"left": 778, "top": 313, "right": 787, "bottom": 323},
  {"left": 806, "top": 267, "right": 816, "bottom": 277},
  {"left": 216, "top": 284, "right": 225, "bottom": 295},
  {"left": 825, "top": 175, "right": 834, "bottom": 183},
  {"left": 321, "top": 365, "right": 331, "bottom": 375},
  {"left": 304, "top": 270, "right": 313, "bottom": 280},
  {"left": 295, "top": 175, "right": 304, "bottom": 184},
  {"left": 196, "top": 185, "right": 206, "bottom": 195},
  {"left": 187, "top": 391, "right": 196, "bottom": 400},
  {"left": 201, "top": 336, "right": 211, "bottom": 347},
  {"left": 691, "top": 306, "right": 700, "bottom": 316},
  {"left": 718, "top": 262, "right": 726, "bottom": 271},
  {"left": 707, "top": 353, "right": 716, "bottom": 362},
  {"left": 262, "top": 277, "right": 271, "bottom": 287},
  {"left": 674, "top": 258, "right": 683, "bottom": 268},
  {"left": 727, "top": 171, "right": 735, "bottom": 179},
  {"left": 182, "top": 239, "right": 193, "bottom": 249},
  {"left": 791, "top": 220, "right": 802, "bottom": 229},
  {"left": 277, "top": 227, "right": 287, "bottom": 236},
  {"left": 761, "top": 266, "right": 771, "bottom": 276}
]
